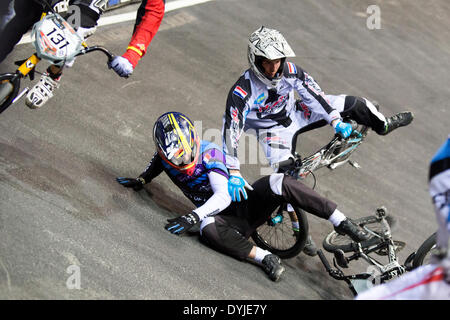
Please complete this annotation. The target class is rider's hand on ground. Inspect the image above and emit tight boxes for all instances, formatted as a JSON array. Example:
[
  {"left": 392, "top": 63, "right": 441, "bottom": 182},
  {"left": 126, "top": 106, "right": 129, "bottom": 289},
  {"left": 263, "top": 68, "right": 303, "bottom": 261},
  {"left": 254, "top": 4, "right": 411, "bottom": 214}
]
[
  {"left": 116, "top": 177, "right": 145, "bottom": 191},
  {"left": 165, "top": 212, "right": 200, "bottom": 235}
]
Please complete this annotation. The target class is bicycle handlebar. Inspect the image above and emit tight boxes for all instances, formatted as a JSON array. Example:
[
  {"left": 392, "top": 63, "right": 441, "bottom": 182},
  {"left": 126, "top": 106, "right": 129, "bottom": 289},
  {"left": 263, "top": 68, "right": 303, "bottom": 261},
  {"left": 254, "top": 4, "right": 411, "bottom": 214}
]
[
  {"left": 76, "top": 46, "right": 115, "bottom": 62},
  {"left": 273, "top": 157, "right": 294, "bottom": 171}
]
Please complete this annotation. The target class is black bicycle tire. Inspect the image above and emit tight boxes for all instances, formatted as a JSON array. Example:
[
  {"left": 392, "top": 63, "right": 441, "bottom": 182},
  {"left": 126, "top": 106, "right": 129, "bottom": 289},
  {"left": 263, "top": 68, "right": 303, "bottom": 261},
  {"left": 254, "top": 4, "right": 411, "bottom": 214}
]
[
  {"left": 251, "top": 204, "right": 309, "bottom": 259},
  {"left": 412, "top": 232, "right": 437, "bottom": 268},
  {"left": 323, "top": 215, "right": 397, "bottom": 253},
  {"left": 0, "top": 73, "right": 20, "bottom": 114}
]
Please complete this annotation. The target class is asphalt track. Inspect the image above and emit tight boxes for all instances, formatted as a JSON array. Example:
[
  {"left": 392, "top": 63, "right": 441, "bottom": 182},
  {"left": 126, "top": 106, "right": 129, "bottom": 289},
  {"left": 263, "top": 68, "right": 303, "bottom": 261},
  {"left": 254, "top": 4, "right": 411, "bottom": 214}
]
[{"left": 0, "top": 0, "right": 449, "bottom": 300}]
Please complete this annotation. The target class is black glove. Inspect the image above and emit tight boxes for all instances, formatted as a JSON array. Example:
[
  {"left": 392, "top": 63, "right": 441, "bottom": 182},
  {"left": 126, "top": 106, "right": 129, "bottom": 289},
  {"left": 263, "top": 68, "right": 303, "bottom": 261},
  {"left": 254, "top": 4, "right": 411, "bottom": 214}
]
[
  {"left": 165, "top": 212, "right": 200, "bottom": 235},
  {"left": 116, "top": 177, "right": 145, "bottom": 191}
]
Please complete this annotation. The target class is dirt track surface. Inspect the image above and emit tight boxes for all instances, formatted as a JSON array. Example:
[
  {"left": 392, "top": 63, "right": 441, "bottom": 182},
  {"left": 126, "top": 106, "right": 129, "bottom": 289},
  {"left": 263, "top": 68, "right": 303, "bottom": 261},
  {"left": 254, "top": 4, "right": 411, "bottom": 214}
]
[{"left": 0, "top": 0, "right": 449, "bottom": 300}]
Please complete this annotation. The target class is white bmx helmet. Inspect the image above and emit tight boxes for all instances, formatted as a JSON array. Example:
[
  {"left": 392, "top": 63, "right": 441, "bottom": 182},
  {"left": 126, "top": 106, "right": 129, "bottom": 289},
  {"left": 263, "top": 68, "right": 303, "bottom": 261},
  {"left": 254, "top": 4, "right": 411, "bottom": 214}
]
[{"left": 247, "top": 26, "right": 296, "bottom": 88}]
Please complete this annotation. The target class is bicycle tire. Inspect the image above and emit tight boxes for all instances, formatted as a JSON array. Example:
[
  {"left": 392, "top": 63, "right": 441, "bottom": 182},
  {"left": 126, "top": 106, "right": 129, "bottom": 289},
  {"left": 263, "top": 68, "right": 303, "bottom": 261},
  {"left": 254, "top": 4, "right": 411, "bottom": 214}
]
[
  {"left": 323, "top": 214, "right": 397, "bottom": 253},
  {"left": 251, "top": 203, "right": 309, "bottom": 259},
  {"left": 0, "top": 73, "right": 20, "bottom": 114},
  {"left": 412, "top": 232, "right": 437, "bottom": 268}
]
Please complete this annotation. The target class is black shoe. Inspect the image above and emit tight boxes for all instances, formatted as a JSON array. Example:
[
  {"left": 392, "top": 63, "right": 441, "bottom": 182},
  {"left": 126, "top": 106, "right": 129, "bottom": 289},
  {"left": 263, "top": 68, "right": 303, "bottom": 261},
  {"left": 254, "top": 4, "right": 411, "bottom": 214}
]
[
  {"left": 379, "top": 112, "right": 414, "bottom": 135},
  {"left": 302, "top": 235, "right": 318, "bottom": 256},
  {"left": 334, "top": 219, "right": 370, "bottom": 242},
  {"left": 262, "top": 254, "right": 285, "bottom": 282}
]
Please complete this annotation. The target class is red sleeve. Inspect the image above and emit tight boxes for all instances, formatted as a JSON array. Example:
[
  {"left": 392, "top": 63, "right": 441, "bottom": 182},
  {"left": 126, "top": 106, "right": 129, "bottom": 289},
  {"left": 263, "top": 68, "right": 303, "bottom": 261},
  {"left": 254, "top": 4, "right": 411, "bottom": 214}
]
[{"left": 122, "top": 0, "right": 165, "bottom": 68}]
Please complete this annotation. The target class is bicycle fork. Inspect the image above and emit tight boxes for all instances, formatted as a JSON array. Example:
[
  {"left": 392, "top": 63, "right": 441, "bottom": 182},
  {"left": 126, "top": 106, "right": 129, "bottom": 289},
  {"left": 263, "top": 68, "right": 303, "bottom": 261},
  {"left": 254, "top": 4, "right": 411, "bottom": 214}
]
[{"left": 11, "top": 54, "right": 41, "bottom": 104}]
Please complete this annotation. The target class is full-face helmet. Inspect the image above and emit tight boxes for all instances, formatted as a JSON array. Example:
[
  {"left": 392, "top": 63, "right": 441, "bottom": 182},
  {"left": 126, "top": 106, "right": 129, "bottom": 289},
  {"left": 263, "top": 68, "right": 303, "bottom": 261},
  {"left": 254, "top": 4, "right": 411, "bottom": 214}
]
[
  {"left": 247, "top": 26, "right": 296, "bottom": 88},
  {"left": 153, "top": 112, "right": 200, "bottom": 175}
]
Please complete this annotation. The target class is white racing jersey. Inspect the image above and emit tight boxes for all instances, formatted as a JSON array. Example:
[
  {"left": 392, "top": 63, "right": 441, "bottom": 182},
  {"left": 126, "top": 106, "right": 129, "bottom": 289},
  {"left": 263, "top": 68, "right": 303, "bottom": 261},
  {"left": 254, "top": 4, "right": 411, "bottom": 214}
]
[{"left": 221, "top": 62, "right": 341, "bottom": 170}]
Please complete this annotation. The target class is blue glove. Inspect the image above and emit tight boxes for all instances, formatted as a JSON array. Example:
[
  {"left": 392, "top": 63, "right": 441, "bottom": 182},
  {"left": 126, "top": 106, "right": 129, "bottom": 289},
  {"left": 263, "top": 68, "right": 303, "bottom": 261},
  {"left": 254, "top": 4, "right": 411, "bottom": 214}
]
[
  {"left": 228, "top": 174, "right": 253, "bottom": 202},
  {"left": 108, "top": 56, "right": 134, "bottom": 78},
  {"left": 334, "top": 121, "right": 353, "bottom": 138},
  {"left": 165, "top": 212, "right": 200, "bottom": 235}
]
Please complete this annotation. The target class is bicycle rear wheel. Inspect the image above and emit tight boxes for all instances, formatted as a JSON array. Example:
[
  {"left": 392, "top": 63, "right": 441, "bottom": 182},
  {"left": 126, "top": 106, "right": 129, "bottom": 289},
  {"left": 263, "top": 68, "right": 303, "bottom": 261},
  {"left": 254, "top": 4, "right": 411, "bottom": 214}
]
[
  {"left": 251, "top": 203, "right": 308, "bottom": 259},
  {"left": 0, "top": 73, "right": 20, "bottom": 114},
  {"left": 412, "top": 232, "right": 437, "bottom": 268},
  {"left": 323, "top": 215, "right": 397, "bottom": 253}
]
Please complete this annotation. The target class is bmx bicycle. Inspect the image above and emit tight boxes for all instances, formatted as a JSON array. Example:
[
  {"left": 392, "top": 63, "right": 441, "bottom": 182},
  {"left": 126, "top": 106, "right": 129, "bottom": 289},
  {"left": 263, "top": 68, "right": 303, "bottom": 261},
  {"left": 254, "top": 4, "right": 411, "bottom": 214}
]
[
  {"left": 0, "top": 11, "right": 115, "bottom": 114},
  {"left": 251, "top": 119, "right": 369, "bottom": 259},
  {"left": 317, "top": 206, "right": 437, "bottom": 296}
]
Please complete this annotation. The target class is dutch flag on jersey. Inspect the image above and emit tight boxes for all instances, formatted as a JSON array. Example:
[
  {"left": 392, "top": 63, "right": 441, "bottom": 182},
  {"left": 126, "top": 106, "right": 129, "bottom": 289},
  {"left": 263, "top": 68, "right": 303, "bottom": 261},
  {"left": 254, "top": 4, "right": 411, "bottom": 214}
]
[
  {"left": 233, "top": 86, "right": 248, "bottom": 99},
  {"left": 287, "top": 62, "right": 297, "bottom": 74}
]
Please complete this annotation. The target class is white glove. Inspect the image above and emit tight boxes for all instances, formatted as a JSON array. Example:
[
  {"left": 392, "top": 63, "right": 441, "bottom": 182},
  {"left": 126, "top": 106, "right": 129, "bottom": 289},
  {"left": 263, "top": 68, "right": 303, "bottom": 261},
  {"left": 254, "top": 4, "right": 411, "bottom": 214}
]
[
  {"left": 64, "top": 26, "right": 97, "bottom": 68},
  {"left": 76, "top": 26, "right": 97, "bottom": 40},
  {"left": 108, "top": 56, "right": 134, "bottom": 78}
]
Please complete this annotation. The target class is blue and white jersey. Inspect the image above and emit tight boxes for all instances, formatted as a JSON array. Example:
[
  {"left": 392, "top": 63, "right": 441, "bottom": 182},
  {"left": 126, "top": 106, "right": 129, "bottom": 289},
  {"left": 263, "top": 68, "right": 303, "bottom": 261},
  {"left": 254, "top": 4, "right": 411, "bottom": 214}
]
[
  {"left": 141, "top": 140, "right": 229, "bottom": 207},
  {"left": 222, "top": 62, "right": 341, "bottom": 169},
  {"left": 429, "top": 135, "right": 450, "bottom": 255}
]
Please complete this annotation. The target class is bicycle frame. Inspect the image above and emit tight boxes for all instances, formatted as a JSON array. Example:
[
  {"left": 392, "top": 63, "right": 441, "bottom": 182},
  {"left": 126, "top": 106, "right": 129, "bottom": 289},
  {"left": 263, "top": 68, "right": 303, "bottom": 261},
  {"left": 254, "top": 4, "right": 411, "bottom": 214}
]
[
  {"left": 284, "top": 125, "right": 366, "bottom": 181},
  {"left": 0, "top": 13, "right": 114, "bottom": 114},
  {"left": 318, "top": 209, "right": 411, "bottom": 296}
]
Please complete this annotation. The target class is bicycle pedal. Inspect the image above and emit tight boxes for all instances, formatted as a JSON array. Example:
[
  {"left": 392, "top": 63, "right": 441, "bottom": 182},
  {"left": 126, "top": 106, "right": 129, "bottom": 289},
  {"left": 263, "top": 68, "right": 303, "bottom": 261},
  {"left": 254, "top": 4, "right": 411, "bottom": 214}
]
[{"left": 333, "top": 249, "right": 349, "bottom": 268}]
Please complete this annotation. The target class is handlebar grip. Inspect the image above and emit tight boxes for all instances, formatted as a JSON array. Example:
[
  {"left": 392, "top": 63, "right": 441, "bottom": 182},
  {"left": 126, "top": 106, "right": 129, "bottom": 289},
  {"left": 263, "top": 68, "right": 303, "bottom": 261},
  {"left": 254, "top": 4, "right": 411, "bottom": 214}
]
[
  {"left": 273, "top": 157, "right": 294, "bottom": 171},
  {"left": 317, "top": 249, "right": 332, "bottom": 271},
  {"left": 346, "top": 119, "right": 358, "bottom": 131}
]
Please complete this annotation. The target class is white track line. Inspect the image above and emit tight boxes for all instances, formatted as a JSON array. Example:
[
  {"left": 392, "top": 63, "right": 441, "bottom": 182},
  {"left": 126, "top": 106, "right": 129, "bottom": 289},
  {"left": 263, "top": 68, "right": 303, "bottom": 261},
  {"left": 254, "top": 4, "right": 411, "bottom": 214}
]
[{"left": 18, "top": 0, "right": 215, "bottom": 45}]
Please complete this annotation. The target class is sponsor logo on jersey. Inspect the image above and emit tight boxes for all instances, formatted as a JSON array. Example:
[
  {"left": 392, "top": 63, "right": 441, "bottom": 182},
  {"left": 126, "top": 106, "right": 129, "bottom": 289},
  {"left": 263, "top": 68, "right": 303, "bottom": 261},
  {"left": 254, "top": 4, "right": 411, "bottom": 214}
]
[
  {"left": 304, "top": 72, "right": 322, "bottom": 94},
  {"left": 258, "top": 94, "right": 288, "bottom": 114},
  {"left": 233, "top": 86, "right": 248, "bottom": 99},
  {"left": 254, "top": 93, "right": 266, "bottom": 105},
  {"left": 298, "top": 101, "right": 311, "bottom": 120}
]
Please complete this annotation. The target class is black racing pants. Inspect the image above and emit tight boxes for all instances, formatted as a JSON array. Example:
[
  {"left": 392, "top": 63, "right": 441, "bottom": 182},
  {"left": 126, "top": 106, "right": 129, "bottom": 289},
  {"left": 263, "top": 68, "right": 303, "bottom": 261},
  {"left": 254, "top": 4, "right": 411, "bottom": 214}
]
[
  {"left": 0, "top": 0, "right": 42, "bottom": 64},
  {"left": 200, "top": 175, "right": 337, "bottom": 260},
  {"left": 294, "top": 95, "right": 386, "bottom": 148}
]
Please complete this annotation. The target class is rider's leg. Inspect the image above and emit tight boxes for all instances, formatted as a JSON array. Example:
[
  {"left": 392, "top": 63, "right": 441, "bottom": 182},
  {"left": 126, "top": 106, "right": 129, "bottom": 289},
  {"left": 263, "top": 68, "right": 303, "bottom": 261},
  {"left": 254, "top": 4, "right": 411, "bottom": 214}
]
[
  {"left": 334, "top": 95, "right": 413, "bottom": 135},
  {"left": 267, "top": 173, "right": 370, "bottom": 242},
  {"left": 199, "top": 215, "right": 285, "bottom": 282},
  {"left": 257, "top": 116, "right": 322, "bottom": 256}
]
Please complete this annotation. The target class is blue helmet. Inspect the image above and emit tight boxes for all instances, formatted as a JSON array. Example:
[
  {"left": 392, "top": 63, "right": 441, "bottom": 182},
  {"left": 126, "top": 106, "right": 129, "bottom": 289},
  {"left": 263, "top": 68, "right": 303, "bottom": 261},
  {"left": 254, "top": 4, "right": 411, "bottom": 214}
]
[{"left": 153, "top": 112, "right": 200, "bottom": 175}]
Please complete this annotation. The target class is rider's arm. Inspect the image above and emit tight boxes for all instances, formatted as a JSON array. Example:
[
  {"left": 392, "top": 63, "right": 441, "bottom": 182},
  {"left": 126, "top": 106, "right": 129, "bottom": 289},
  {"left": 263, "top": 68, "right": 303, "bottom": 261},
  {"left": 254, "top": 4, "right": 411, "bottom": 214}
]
[
  {"left": 288, "top": 63, "right": 341, "bottom": 124},
  {"left": 138, "top": 151, "right": 165, "bottom": 184},
  {"left": 192, "top": 170, "right": 232, "bottom": 220},
  {"left": 121, "top": 0, "right": 165, "bottom": 69},
  {"left": 222, "top": 77, "right": 251, "bottom": 171}
]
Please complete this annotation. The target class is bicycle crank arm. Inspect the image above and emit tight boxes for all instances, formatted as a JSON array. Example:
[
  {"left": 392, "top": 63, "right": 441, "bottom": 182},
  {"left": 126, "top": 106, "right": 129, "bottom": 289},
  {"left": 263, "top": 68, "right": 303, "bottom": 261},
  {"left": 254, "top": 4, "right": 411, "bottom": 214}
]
[{"left": 11, "top": 87, "right": 29, "bottom": 104}]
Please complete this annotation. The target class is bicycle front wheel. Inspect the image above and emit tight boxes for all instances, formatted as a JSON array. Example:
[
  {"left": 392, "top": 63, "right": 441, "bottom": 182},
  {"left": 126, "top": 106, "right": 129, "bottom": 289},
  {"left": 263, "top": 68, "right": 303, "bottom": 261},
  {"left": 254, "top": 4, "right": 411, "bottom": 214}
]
[
  {"left": 412, "top": 232, "right": 437, "bottom": 268},
  {"left": 251, "top": 203, "right": 308, "bottom": 259},
  {"left": 0, "top": 73, "right": 20, "bottom": 114},
  {"left": 323, "top": 215, "right": 397, "bottom": 253}
]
